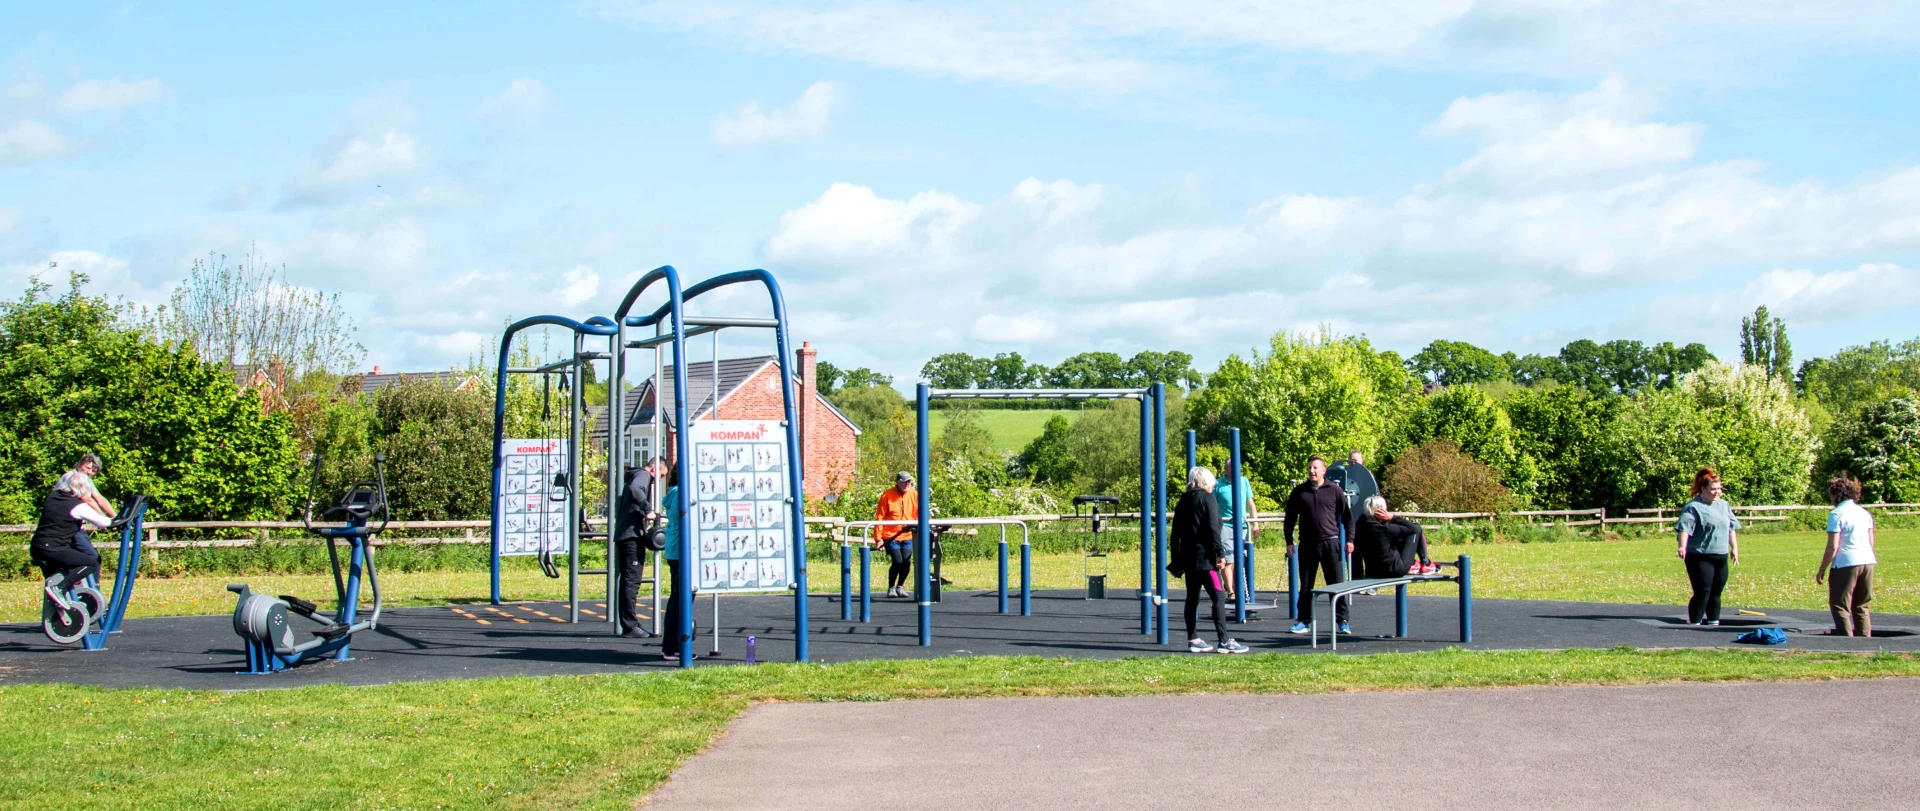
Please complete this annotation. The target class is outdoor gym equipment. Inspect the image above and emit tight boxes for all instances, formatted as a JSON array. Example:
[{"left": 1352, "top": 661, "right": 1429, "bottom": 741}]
[
  {"left": 39, "top": 494, "right": 152, "bottom": 648},
  {"left": 1184, "top": 427, "right": 1279, "bottom": 623},
  {"left": 609, "top": 266, "right": 811, "bottom": 667},
  {"left": 226, "top": 454, "right": 387, "bottom": 675},
  {"left": 916, "top": 384, "right": 1171, "bottom": 646},
  {"left": 837, "top": 517, "right": 1032, "bottom": 620},
  {"left": 1308, "top": 554, "right": 1473, "bottom": 651},
  {"left": 1073, "top": 495, "right": 1119, "bottom": 600}
]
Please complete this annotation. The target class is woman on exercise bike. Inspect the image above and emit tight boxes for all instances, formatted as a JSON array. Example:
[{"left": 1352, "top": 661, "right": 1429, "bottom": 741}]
[{"left": 31, "top": 472, "right": 116, "bottom": 604}]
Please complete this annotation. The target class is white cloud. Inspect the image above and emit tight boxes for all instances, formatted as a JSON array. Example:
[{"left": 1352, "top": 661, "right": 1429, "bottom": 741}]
[
  {"left": 57, "top": 78, "right": 169, "bottom": 113},
  {"left": 0, "top": 206, "right": 22, "bottom": 237},
  {"left": 476, "top": 78, "right": 550, "bottom": 126},
  {"left": 0, "top": 119, "right": 79, "bottom": 167},
  {"left": 4, "top": 249, "right": 133, "bottom": 294},
  {"left": 970, "top": 313, "right": 1056, "bottom": 343},
  {"left": 561, "top": 265, "right": 601, "bottom": 306},
  {"left": 1427, "top": 76, "right": 1700, "bottom": 191},
  {"left": 1739, "top": 263, "right": 1920, "bottom": 326},
  {"left": 712, "top": 81, "right": 844, "bottom": 150},
  {"left": 283, "top": 131, "right": 426, "bottom": 205}
]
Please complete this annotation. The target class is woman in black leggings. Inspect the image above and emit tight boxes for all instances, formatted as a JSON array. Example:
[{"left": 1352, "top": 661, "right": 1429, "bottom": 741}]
[
  {"left": 1171, "top": 466, "right": 1247, "bottom": 654},
  {"left": 1676, "top": 467, "right": 1741, "bottom": 626}
]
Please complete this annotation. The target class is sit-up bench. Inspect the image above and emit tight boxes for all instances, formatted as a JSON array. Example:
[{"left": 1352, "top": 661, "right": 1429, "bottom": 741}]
[{"left": 1309, "top": 555, "right": 1473, "bottom": 651}]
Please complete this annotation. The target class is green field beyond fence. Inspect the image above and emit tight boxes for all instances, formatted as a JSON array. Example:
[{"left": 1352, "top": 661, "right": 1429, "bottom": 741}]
[{"left": 927, "top": 408, "right": 1082, "bottom": 453}]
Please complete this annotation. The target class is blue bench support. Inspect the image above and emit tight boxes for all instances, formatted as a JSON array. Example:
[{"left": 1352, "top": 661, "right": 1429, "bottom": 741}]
[{"left": 1309, "top": 554, "right": 1473, "bottom": 651}]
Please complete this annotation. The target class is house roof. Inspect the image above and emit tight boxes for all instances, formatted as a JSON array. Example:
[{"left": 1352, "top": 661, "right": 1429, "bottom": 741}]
[
  {"left": 589, "top": 356, "right": 861, "bottom": 443},
  {"left": 357, "top": 370, "right": 479, "bottom": 395}
]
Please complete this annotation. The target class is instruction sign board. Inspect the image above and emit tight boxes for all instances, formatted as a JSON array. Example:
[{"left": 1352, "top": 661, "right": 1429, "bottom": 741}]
[
  {"left": 689, "top": 420, "right": 795, "bottom": 593},
  {"left": 500, "top": 439, "right": 570, "bottom": 556}
]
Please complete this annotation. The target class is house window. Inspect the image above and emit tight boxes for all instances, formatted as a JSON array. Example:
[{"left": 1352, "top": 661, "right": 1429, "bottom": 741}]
[{"left": 630, "top": 433, "right": 654, "bottom": 465}]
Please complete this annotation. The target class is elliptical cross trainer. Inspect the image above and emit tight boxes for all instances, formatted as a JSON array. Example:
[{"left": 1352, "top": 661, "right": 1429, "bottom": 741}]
[{"left": 226, "top": 454, "right": 387, "bottom": 675}]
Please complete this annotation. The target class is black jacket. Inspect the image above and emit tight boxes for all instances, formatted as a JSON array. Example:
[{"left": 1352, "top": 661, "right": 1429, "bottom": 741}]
[
  {"left": 1284, "top": 480, "right": 1354, "bottom": 545},
  {"left": 1170, "top": 488, "right": 1225, "bottom": 573},
  {"left": 615, "top": 467, "right": 655, "bottom": 543},
  {"left": 30, "top": 490, "right": 86, "bottom": 553},
  {"left": 1356, "top": 514, "right": 1421, "bottom": 573}
]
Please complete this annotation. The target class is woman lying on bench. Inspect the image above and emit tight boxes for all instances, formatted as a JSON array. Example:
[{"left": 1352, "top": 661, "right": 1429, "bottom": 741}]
[{"left": 1356, "top": 496, "right": 1440, "bottom": 577}]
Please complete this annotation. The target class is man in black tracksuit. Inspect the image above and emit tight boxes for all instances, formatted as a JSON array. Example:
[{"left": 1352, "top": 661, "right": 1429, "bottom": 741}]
[
  {"left": 614, "top": 458, "right": 663, "bottom": 637},
  {"left": 1285, "top": 455, "right": 1355, "bottom": 629}
]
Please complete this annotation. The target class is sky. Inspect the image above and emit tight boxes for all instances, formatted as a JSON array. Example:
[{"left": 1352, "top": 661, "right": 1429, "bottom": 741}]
[{"left": 5, "top": 1, "right": 1920, "bottom": 383}]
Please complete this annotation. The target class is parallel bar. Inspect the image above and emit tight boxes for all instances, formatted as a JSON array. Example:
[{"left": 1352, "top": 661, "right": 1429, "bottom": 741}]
[
  {"left": 930, "top": 388, "right": 1148, "bottom": 399},
  {"left": 685, "top": 316, "right": 779, "bottom": 328},
  {"left": 625, "top": 324, "right": 719, "bottom": 350}
]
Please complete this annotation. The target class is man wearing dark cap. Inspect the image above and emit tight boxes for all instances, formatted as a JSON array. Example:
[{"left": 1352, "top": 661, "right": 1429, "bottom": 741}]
[{"left": 873, "top": 471, "right": 919, "bottom": 598}]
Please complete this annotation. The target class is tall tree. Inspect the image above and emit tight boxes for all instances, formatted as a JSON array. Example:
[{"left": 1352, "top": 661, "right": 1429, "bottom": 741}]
[
  {"left": 1798, "top": 338, "right": 1920, "bottom": 415},
  {"left": 1409, "top": 339, "right": 1510, "bottom": 386},
  {"left": 1124, "top": 350, "right": 1202, "bottom": 390},
  {"left": 1505, "top": 352, "right": 1567, "bottom": 386},
  {"left": 143, "top": 247, "right": 365, "bottom": 391},
  {"left": 1740, "top": 305, "right": 1792, "bottom": 381},
  {"left": 1047, "top": 352, "right": 1128, "bottom": 388},
  {"left": 986, "top": 352, "right": 1032, "bottom": 389},
  {"left": 920, "top": 352, "right": 986, "bottom": 388}
]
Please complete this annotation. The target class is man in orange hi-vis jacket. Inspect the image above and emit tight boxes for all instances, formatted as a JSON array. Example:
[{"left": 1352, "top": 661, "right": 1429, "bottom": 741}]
[{"left": 874, "top": 471, "right": 918, "bottom": 598}]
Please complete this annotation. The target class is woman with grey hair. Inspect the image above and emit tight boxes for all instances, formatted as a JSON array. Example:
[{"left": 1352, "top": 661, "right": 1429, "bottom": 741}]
[
  {"left": 1355, "top": 495, "right": 1437, "bottom": 578},
  {"left": 1170, "top": 465, "right": 1248, "bottom": 654}
]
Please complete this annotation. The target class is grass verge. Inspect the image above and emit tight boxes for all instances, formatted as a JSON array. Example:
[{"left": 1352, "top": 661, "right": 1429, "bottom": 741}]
[{"left": 3, "top": 647, "right": 1918, "bottom": 810}]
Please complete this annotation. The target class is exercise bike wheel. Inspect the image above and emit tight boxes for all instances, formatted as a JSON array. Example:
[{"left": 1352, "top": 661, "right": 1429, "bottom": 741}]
[
  {"left": 71, "top": 584, "right": 106, "bottom": 623},
  {"left": 42, "top": 595, "right": 88, "bottom": 645}
]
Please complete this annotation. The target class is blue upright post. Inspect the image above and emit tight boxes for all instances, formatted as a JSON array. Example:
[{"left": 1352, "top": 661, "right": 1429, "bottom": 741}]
[
  {"left": 1288, "top": 548, "right": 1299, "bottom": 619},
  {"left": 1230, "top": 428, "right": 1246, "bottom": 623},
  {"left": 1153, "top": 383, "right": 1168, "bottom": 646},
  {"left": 916, "top": 384, "right": 932, "bottom": 647},
  {"left": 1138, "top": 394, "right": 1152, "bottom": 637},
  {"left": 1459, "top": 554, "right": 1473, "bottom": 643},
  {"left": 1185, "top": 430, "right": 1196, "bottom": 472},
  {"left": 997, "top": 533, "right": 1009, "bottom": 614},
  {"left": 1020, "top": 539, "right": 1032, "bottom": 616},
  {"left": 1395, "top": 584, "right": 1408, "bottom": 637},
  {"left": 859, "top": 545, "right": 872, "bottom": 622},
  {"left": 334, "top": 537, "right": 366, "bottom": 662},
  {"left": 840, "top": 543, "right": 852, "bottom": 622}
]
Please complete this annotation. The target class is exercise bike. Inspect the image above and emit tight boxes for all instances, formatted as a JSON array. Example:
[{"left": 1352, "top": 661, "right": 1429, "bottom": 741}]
[
  {"left": 41, "top": 494, "right": 153, "bottom": 648},
  {"left": 226, "top": 454, "right": 387, "bottom": 675}
]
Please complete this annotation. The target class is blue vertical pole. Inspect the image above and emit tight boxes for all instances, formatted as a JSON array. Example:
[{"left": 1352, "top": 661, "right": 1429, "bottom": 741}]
[
  {"left": 840, "top": 544, "right": 852, "bottom": 621},
  {"left": 859, "top": 545, "right": 871, "bottom": 622},
  {"left": 335, "top": 535, "right": 365, "bottom": 662},
  {"left": 668, "top": 279, "right": 694, "bottom": 670},
  {"left": 997, "top": 534, "right": 1009, "bottom": 614},
  {"left": 1459, "top": 554, "right": 1473, "bottom": 643},
  {"left": 1020, "top": 538, "right": 1032, "bottom": 616},
  {"left": 1395, "top": 584, "right": 1408, "bottom": 637},
  {"left": 1231, "top": 428, "right": 1245, "bottom": 624},
  {"left": 763, "top": 276, "right": 809, "bottom": 662},
  {"left": 1288, "top": 549, "right": 1299, "bottom": 620},
  {"left": 1138, "top": 393, "right": 1152, "bottom": 636},
  {"left": 1185, "top": 430, "right": 1196, "bottom": 472},
  {"left": 1153, "top": 383, "right": 1168, "bottom": 646},
  {"left": 916, "top": 384, "right": 932, "bottom": 647}
]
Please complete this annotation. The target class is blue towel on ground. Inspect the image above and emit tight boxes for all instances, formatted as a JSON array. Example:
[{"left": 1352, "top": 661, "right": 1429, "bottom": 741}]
[{"left": 1733, "top": 627, "right": 1788, "bottom": 645}]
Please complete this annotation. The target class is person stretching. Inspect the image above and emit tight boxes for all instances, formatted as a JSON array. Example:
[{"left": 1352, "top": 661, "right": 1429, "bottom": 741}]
[
  {"left": 1817, "top": 475, "right": 1876, "bottom": 637},
  {"left": 1286, "top": 455, "right": 1355, "bottom": 635},
  {"left": 1675, "top": 467, "right": 1740, "bottom": 626},
  {"left": 873, "top": 471, "right": 918, "bottom": 598},
  {"left": 1355, "top": 496, "right": 1439, "bottom": 578},
  {"left": 1173, "top": 466, "right": 1247, "bottom": 654}
]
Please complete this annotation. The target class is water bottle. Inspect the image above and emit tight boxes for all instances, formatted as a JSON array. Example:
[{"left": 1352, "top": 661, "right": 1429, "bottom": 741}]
[{"left": 745, "top": 635, "right": 757, "bottom": 664}]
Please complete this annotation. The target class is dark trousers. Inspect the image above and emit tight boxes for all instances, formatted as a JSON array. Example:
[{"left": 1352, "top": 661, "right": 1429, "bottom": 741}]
[
  {"left": 884, "top": 540, "right": 912, "bottom": 590},
  {"left": 616, "top": 538, "right": 649, "bottom": 634},
  {"left": 1684, "top": 553, "right": 1730, "bottom": 623},
  {"left": 1184, "top": 570, "right": 1229, "bottom": 643},
  {"left": 1378, "top": 526, "right": 1431, "bottom": 577},
  {"left": 1295, "top": 539, "right": 1347, "bottom": 623},
  {"left": 661, "top": 557, "right": 694, "bottom": 657},
  {"left": 31, "top": 543, "right": 101, "bottom": 586},
  {"left": 1828, "top": 564, "right": 1874, "bottom": 637}
]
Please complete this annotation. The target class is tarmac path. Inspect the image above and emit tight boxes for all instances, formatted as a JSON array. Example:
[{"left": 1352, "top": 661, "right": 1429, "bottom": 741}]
[{"left": 644, "top": 678, "right": 1920, "bottom": 810}]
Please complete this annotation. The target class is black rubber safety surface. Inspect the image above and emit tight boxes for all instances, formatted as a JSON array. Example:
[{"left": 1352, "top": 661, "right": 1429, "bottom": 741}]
[{"left": 2, "top": 587, "right": 1915, "bottom": 690}]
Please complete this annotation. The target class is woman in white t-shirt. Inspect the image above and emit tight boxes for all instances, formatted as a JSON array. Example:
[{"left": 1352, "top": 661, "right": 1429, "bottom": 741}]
[{"left": 1817, "top": 476, "right": 1877, "bottom": 637}]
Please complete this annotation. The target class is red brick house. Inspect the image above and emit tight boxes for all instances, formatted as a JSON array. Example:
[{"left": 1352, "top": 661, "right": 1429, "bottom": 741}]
[{"left": 593, "top": 343, "right": 860, "bottom": 498}]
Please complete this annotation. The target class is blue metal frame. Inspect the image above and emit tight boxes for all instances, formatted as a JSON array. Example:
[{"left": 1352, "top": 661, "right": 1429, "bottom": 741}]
[
  {"left": 616, "top": 267, "right": 812, "bottom": 667},
  {"left": 240, "top": 519, "right": 371, "bottom": 674},
  {"left": 1152, "top": 383, "right": 1168, "bottom": 645},
  {"left": 489, "top": 313, "right": 619, "bottom": 606},
  {"left": 75, "top": 499, "right": 151, "bottom": 651},
  {"left": 915, "top": 384, "right": 932, "bottom": 646}
]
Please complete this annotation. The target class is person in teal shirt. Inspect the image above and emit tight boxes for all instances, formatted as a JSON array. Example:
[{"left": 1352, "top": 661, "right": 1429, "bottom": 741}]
[
  {"left": 658, "top": 467, "right": 696, "bottom": 660},
  {"left": 1675, "top": 467, "right": 1741, "bottom": 626},
  {"left": 1213, "top": 460, "right": 1254, "bottom": 597}
]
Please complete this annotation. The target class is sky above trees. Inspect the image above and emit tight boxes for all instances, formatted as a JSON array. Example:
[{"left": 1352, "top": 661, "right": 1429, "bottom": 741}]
[{"left": 5, "top": 2, "right": 1920, "bottom": 381}]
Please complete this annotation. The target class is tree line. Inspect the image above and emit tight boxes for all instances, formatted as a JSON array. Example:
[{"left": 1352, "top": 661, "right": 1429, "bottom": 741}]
[{"left": 919, "top": 350, "right": 1204, "bottom": 392}]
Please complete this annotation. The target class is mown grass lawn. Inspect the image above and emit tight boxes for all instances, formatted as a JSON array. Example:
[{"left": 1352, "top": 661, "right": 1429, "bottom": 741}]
[
  {"left": 2, "top": 647, "right": 1917, "bottom": 810},
  {"left": 928, "top": 408, "right": 1080, "bottom": 452},
  {"left": 8, "top": 528, "right": 1907, "bottom": 623}
]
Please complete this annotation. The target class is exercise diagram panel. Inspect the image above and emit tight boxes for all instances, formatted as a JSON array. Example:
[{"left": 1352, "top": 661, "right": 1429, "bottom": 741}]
[
  {"left": 690, "top": 420, "right": 796, "bottom": 594},
  {"left": 499, "top": 439, "right": 570, "bottom": 556}
]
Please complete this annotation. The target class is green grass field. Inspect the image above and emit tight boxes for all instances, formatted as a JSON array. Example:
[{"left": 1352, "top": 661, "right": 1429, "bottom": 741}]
[
  {"left": 7, "top": 528, "right": 1908, "bottom": 623},
  {"left": 928, "top": 408, "right": 1081, "bottom": 452},
  {"left": 4, "top": 648, "right": 1918, "bottom": 810}
]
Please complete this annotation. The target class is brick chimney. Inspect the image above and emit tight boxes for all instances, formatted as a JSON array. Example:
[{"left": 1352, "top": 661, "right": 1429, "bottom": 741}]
[{"left": 795, "top": 342, "right": 818, "bottom": 477}]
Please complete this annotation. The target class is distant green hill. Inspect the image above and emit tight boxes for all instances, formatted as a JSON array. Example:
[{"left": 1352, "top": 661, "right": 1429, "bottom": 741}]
[{"left": 929, "top": 408, "right": 1084, "bottom": 453}]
